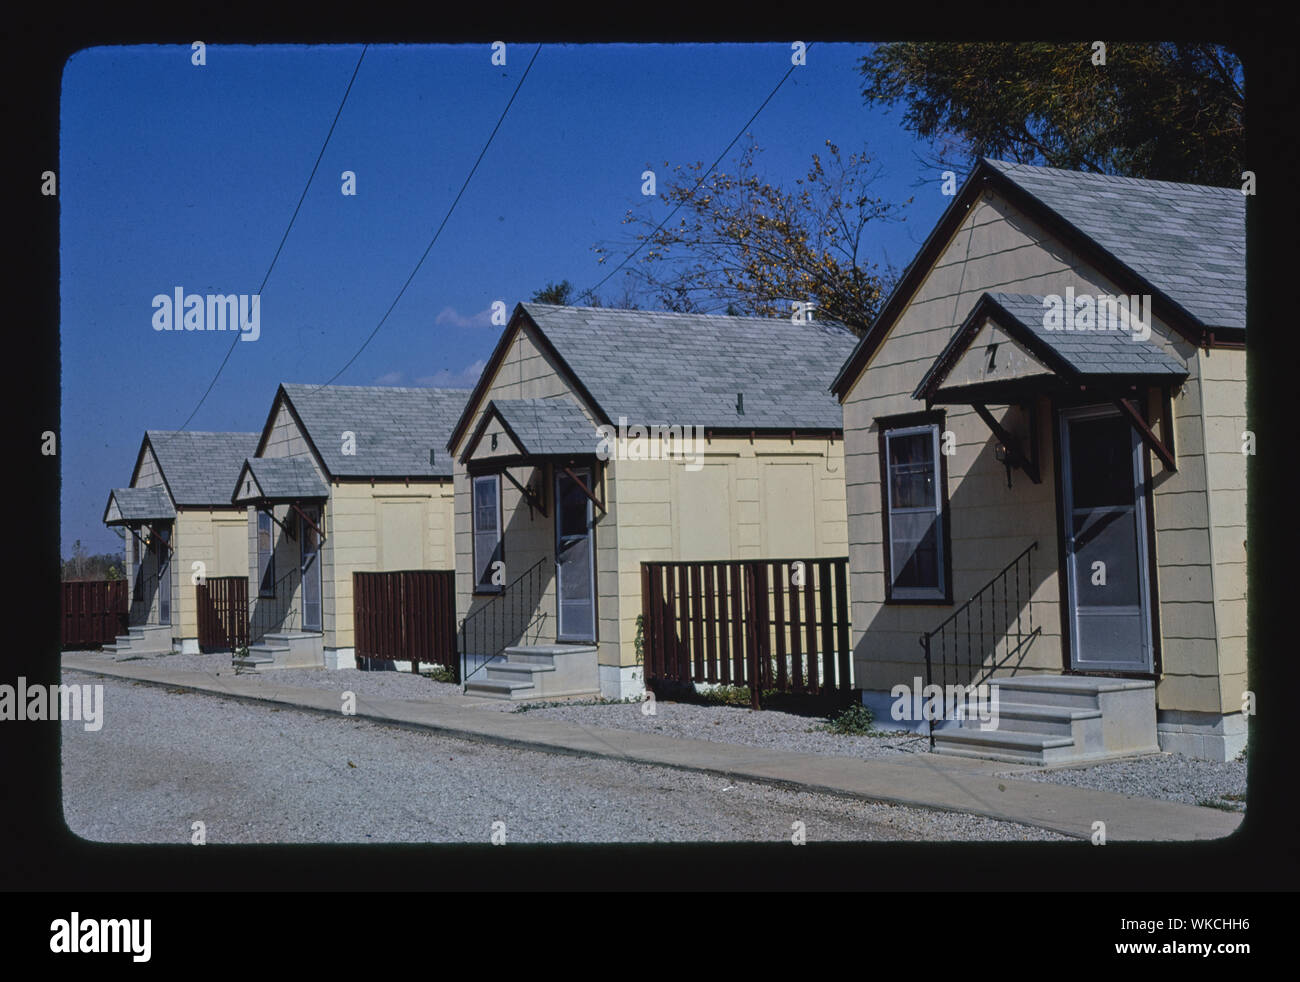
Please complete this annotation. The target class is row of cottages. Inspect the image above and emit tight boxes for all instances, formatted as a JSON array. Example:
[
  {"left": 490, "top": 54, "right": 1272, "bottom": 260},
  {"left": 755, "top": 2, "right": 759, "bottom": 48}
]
[
  {"left": 102, "top": 431, "right": 258, "bottom": 655},
  {"left": 446, "top": 303, "right": 858, "bottom": 700},
  {"left": 831, "top": 159, "right": 1247, "bottom": 762},
  {"left": 231, "top": 383, "right": 466, "bottom": 669}
]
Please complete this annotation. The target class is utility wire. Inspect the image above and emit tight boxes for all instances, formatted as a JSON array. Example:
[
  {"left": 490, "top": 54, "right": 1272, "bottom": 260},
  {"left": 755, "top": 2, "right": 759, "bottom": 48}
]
[
  {"left": 162, "top": 45, "right": 370, "bottom": 444},
  {"left": 315, "top": 44, "right": 542, "bottom": 389},
  {"left": 577, "top": 43, "right": 812, "bottom": 306}
]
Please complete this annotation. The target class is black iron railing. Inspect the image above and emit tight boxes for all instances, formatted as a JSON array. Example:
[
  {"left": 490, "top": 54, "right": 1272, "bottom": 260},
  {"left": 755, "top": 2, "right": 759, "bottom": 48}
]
[
  {"left": 250, "top": 564, "right": 303, "bottom": 644},
  {"left": 919, "top": 541, "right": 1038, "bottom": 747},
  {"left": 459, "top": 557, "right": 549, "bottom": 688},
  {"left": 129, "top": 569, "right": 159, "bottom": 626}
]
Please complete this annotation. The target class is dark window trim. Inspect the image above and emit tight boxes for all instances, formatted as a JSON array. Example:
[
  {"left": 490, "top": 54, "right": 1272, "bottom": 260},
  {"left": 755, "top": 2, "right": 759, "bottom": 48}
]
[
  {"left": 257, "top": 508, "right": 276, "bottom": 598},
  {"left": 471, "top": 472, "right": 504, "bottom": 596},
  {"left": 876, "top": 409, "right": 953, "bottom": 605}
]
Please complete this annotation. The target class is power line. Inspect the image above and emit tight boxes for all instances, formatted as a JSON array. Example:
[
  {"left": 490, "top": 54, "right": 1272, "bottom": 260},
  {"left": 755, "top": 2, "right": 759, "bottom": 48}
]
[
  {"left": 161, "top": 44, "right": 369, "bottom": 444},
  {"left": 578, "top": 44, "right": 813, "bottom": 306},
  {"left": 315, "top": 44, "right": 542, "bottom": 389}
]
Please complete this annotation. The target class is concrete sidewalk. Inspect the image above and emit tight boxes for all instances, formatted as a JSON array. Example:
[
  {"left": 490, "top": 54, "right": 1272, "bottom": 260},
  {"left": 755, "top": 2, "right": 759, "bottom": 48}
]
[{"left": 62, "top": 655, "right": 1243, "bottom": 842}]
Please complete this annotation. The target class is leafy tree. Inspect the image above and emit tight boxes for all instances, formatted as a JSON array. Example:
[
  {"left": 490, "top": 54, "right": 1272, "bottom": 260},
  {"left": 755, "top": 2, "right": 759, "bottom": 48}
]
[
  {"left": 595, "top": 139, "right": 905, "bottom": 334},
  {"left": 859, "top": 42, "right": 1244, "bottom": 184},
  {"left": 529, "top": 278, "right": 640, "bottom": 310},
  {"left": 530, "top": 280, "right": 576, "bottom": 305}
]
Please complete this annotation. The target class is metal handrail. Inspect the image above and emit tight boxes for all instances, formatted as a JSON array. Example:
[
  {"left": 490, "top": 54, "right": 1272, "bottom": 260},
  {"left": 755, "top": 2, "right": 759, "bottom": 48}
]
[
  {"left": 249, "top": 564, "right": 305, "bottom": 644},
  {"left": 459, "top": 557, "right": 549, "bottom": 688},
  {"left": 919, "top": 541, "right": 1038, "bottom": 747}
]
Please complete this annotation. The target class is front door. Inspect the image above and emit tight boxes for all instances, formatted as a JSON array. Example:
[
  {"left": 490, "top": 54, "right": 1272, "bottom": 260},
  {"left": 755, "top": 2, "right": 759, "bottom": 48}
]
[
  {"left": 555, "top": 467, "right": 596, "bottom": 642},
  {"left": 300, "top": 506, "right": 322, "bottom": 632},
  {"left": 1059, "top": 405, "right": 1154, "bottom": 673}
]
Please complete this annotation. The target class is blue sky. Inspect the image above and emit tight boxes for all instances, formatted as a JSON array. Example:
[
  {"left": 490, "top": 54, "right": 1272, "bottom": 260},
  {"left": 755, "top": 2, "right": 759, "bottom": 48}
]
[{"left": 60, "top": 41, "right": 952, "bottom": 556}]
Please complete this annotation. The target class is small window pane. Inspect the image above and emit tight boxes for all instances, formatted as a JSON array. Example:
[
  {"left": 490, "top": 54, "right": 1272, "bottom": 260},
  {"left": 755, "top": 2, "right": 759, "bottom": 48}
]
[
  {"left": 473, "top": 476, "right": 502, "bottom": 589},
  {"left": 889, "top": 433, "right": 935, "bottom": 509}
]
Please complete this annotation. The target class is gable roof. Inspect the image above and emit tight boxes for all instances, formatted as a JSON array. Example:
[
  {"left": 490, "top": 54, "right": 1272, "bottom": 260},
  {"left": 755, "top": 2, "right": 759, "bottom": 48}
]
[
  {"left": 137, "top": 431, "right": 259, "bottom": 507},
  {"left": 914, "top": 292, "right": 1188, "bottom": 403},
  {"left": 985, "top": 160, "right": 1245, "bottom": 331},
  {"left": 464, "top": 398, "right": 599, "bottom": 461},
  {"left": 449, "top": 304, "right": 857, "bottom": 451},
  {"left": 831, "top": 158, "right": 1246, "bottom": 400},
  {"left": 104, "top": 486, "right": 176, "bottom": 525},
  {"left": 267, "top": 384, "right": 470, "bottom": 480}
]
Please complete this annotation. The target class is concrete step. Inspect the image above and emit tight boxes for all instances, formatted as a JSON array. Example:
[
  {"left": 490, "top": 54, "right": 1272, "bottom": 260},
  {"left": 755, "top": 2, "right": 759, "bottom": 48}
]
[
  {"left": 966, "top": 701, "right": 1102, "bottom": 738},
  {"left": 933, "top": 727, "right": 1079, "bottom": 765},
  {"left": 465, "top": 678, "right": 535, "bottom": 699},
  {"left": 105, "top": 624, "right": 172, "bottom": 655},
  {"left": 236, "top": 632, "right": 324, "bottom": 670},
  {"left": 989, "top": 674, "right": 1149, "bottom": 709},
  {"left": 485, "top": 661, "right": 555, "bottom": 682},
  {"left": 933, "top": 674, "right": 1158, "bottom": 765}
]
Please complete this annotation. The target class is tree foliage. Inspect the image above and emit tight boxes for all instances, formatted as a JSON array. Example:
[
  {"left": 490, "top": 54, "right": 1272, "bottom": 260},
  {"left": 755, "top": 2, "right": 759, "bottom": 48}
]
[
  {"left": 62, "top": 539, "right": 124, "bottom": 581},
  {"left": 595, "top": 140, "right": 906, "bottom": 334},
  {"left": 859, "top": 42, "right": 1244, "bottom": 184}
]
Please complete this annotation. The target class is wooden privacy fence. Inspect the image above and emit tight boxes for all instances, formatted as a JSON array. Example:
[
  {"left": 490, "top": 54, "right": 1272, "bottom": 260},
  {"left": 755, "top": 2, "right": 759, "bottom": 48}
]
[
  {"left": 196, "top": 576, "right": 249, "bottom": 652},
  {"left": 641, "top": 557, "right": 852, "bottom": 708},
  {"left": 62, "top": 580, "right": 128, "bottom": 648},
  {"left": 354, "top": 570, "right": 456, "bottom": 673}
]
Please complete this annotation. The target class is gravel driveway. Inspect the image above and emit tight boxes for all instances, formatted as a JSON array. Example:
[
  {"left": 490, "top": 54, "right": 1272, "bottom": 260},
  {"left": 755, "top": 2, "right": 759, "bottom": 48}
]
[
  {"left": 61, "top": 671, "right": 1068, "bottom": 843},
  {"left": 995, "top": 754, "right": 1248, "bottom": 811},
  {"left": 513, "top": 699, "right": 931, "bottom": 760}
]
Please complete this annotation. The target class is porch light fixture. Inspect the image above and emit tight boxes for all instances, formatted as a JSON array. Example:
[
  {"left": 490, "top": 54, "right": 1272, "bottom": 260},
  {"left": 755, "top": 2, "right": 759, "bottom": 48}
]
[{"left": 994, "top": 442, "right": 1008, "bottom": 462}]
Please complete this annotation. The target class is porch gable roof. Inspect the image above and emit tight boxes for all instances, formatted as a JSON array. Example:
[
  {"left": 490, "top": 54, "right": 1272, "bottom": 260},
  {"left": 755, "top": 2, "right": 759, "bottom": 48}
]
[
  {"left": 103, "top": 486, "right": 176, "bottom": 526},
  {"left": 463, "top": 398, "right": 599, "bottom": 463},
  {"left": 232, "top": 456, "right": 330, "bottom": 505},
  {"left": 914, "top": 292, "right": 1189, "bottom": 404}
]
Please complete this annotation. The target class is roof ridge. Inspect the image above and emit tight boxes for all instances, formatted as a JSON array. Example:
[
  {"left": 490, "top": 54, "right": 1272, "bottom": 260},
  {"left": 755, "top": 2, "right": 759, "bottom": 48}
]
[{"left": 983, "top": 156, "right": 1242, "bottom": 195}]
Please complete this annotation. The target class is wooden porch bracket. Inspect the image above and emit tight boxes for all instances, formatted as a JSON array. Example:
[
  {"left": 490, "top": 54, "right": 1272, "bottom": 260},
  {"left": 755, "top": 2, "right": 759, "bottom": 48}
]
[
  {"left": 972, "top": 403, "right": 1041, "bottom": 484},
  {"left": 290, "top": 502, "right": 327, "bottom": 542},
  {"left": 562, "top": 464, "right": 606, "bottom": 515},
  {"left": 501, "top": 467, "right": 547, "bottom": 518},
  {"left": 1115, "top": 397, "right": 1177, "bottom": 472}
]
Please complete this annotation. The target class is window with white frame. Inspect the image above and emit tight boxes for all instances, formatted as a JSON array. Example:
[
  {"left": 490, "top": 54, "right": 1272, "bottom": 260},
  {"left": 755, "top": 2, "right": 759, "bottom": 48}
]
[
  {"left": 881, "top": 420, "right": 948, "bottom": 601},
  {"left": 472, "top": 474, "right": 503, "bottom": 592}
]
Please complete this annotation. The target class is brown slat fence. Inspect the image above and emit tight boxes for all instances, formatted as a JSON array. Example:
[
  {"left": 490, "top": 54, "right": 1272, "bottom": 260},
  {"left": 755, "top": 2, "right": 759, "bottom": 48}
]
[
  {"left": 354, "top": 570, "right": 456, "bottom": 673},
  {"left": 62, "top": 580, "right": 129, "bottom": 649},
  {"left": 641, "top": 557, "right": 852, "bottom": 708},
  {"left": 196, "top": 576, "right": 249, "bottom": 652}
]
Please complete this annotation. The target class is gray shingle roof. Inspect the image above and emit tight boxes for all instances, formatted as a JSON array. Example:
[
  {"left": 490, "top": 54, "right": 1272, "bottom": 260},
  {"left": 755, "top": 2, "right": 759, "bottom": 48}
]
[
  {"left": 279, "top": 384, "right": 469, "bottom": 478},
  {"left": 520, "top": 304, "right": 856, "bottom": 429},
  {"left": 987, "top": 292, "right": 1187, "bottom": 377},
  {"left": 144, "top": 431, "right": 260, "bottom": 506},
  {"left": 235, "top": 457, "right": 330, "bottom": 502},
  {"left": 105, "top": 486, "right": 176, "bottom": 524},
  {"left": 985, "top": 159, "right": 1245, "bottom": 331},
  {"left": 485, "top": 398, "right": 599, "bottom": 456}
]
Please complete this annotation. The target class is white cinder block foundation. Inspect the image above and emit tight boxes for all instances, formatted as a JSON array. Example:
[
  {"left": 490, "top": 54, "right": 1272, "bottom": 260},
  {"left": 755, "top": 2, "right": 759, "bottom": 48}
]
[
  {"left": 599, "top": 664, "right": 645, "bottom": 701},
  {"left": 324, "top": 647, "right": 356, "bottom": 670},
  {"left": 1157, "top": 710, "right": 1248, "bottom": 762},
  {"left": 178, "top": 638, "right": 200, "bottom": 655}
]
